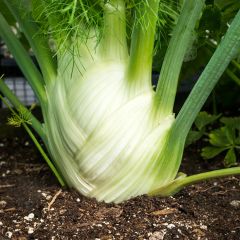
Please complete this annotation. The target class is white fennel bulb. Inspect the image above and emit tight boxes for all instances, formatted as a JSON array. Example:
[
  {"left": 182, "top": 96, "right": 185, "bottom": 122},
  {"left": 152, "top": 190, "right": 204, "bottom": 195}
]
[{"left": 45, "top": 46, "right": 174, "bottom": 202}]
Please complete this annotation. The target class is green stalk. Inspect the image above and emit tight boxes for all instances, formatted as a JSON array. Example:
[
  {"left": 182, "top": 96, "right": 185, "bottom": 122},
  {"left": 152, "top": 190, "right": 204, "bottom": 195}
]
[
  {"left": 69, "top": 0, "right": 78, "bottom": 24},
  {"left": 151, "top": 9, "right": 240, "bottom": 193},
  {"left": 0, "top": 13, "right": 46, "bottom": 104},
  {"left": 149, "top": 167, "right": 240, "bottom": 197},
  {"left": 3, "top": 0, "right": 57, "bottom": 84},
  {"left": 232, "top": 59, "right": 240, "bottom": 71},
  {"left": 0, "top": 79, "right": 45, "bottom": 140},
  {"left": 206, "top": 40, "right": 240, "bottom": 72},
  {"left": 23, "top": 123, "right": 65, "bottom": 187},
  {"left": 154, "top": 0, "right": 205, "bottom": 118},
  {"left": 205, "top": 41, "right": 240, "bottom": 86},
  {"left": 100, "top": 0, "right": 128, "bottom": 61},
  {"left": 126, "top": 0, "right": 160, "bottom": 90},
  {"left": 226, "top": 69, "right": 240, "bottom": 86},
  {"left": 174, "top": 10, "right": 240, "bottom": 139}
]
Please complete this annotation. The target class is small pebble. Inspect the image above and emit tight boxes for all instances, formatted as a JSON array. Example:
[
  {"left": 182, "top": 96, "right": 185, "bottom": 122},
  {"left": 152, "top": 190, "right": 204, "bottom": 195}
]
[
  {"left": 230, "top": 200, "right": 240, "bottom": 208},
  {"left": 59, "top": 209, "right": 67, "bottom": 214},
  {"left": 5, "top": 231, "right": 13, "bottom": 238},
  {"left": 28, "top": 227, "right": 34, "bottom": 234},
  {"left": 46, "top": 195, "right": 52, "bottom": 200},
  {"left": 24, "top": 213, "right": 35, "bottom": 221},
  {"left": 177, "top": 229, "right": 182, "bottom": 234},
  {"left": 167, "top": 223, "right": 175, "bottom": 229},
  {"left": 200, "top": 224, "right": 208, "bottom": 230},
  {"left": 0, "top": 221, "right": 3, "bottom": 226},
  {"left": 0, "top": 161, "right": 6, "bottom": 166},
  {"left": 41, "top": 192, "right": 47, "bottom": 198},
  {"left": 76, "top": 198, "right": 80, "bottom": 202},
  {"left": 149, "top": 231, "right": 166, "bottom": 240},
  {"left": 0, "top": 200, "right": 7, "bottom": 208}
]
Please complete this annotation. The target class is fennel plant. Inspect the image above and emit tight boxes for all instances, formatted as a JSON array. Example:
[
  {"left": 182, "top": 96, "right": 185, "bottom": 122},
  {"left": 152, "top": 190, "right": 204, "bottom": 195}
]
[{"left": 0, "top": 0, "right": 240, "bottom": 203}]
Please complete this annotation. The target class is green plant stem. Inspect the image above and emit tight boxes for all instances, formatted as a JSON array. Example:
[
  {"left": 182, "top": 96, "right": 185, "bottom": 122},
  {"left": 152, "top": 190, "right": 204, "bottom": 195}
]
[
  {"left": 3, "top": 0, "right": 57, "bottom": 84},
  {"left": 206, "top": 40, "right": 240, "bottom": 72},
  {"left": 206, "top": 40, "right": 240, "bottom": 85},
  {"left": 226, "top": 69, "right": 240, "bottom": 86},
  {"left": 232, "top": 59, "right": 240, "bottom": 71},
  {"left": 0, "top": 13, "right": 46, "bottom": 104},
  {"left": 0, "top": 79, "right": 45, "bottom": 141},
  {"left": 100, "top": 0, "right": 128, "bottom": 61},
  {"left": 69, "top": 0, "right": 78, "bottom": 24},
  {"left": 154, "top": 0, "right": 205, "bottom": 119},
  {"left": 174, "top": 10, "right": 240, "bottom": 140},
  {"left": 23, "top": 123, "right": 65, "bottom": 187},
  {"left": 126, "top": 0, "right": 160, "bottom": 90},
  {"left": 149, "top": 167, "right": 240, "bottom": 197},
  {"left": 152, "top": 10, "right": 240, "bottom": 190}
]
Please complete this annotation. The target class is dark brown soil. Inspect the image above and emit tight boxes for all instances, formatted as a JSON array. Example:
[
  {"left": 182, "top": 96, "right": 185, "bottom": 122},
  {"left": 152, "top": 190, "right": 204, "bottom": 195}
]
[{"left": 0, "top": 137, "right": 240, "bottom": 240}]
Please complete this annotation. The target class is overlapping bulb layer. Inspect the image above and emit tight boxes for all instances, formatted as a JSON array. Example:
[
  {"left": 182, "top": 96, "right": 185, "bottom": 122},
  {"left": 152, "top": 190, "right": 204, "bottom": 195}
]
[{"left": 46, "top": 59, "right": 174, "bottom": 203}]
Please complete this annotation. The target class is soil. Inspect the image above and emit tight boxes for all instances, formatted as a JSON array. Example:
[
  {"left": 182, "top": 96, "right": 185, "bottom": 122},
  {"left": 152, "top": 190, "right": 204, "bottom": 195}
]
[{"left": 0, "top": 137, "right": 240, "bottom": 240}]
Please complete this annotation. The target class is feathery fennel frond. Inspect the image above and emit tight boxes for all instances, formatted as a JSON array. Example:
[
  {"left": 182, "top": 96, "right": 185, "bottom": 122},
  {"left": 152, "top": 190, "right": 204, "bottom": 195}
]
[
  {"left": 32, "top": 0, "right": 105, "bottom": 49},
  {"left": 31, "top": 0, "right": 178, "bottom": 51},
  {"left": 8, "top": 105, "right": 32, "bottom": 127}
]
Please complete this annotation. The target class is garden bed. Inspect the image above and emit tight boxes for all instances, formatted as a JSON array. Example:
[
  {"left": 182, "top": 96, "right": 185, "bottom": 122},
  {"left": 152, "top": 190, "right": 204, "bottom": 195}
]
[{"left": 0, "top": 136, "right": 240, "bottom": 240}]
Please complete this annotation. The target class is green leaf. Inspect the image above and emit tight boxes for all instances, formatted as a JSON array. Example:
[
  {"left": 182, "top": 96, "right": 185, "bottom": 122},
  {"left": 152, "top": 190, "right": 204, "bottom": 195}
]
[
  {"left": 236, "top": 132, "right": 240, "bottom": 145},
  {"left": 185, "top": 130, "right": 203, "bottom": 147},
  {"left": 220, "top": 117, "right": 240, "bottom": 130},
  {"left": 225, "top": 126, "right": 237, "bottom": 144},
  {"left": 201, "top": 146, "right": 228, "bottom": 159},
  {"left": 0, "top": 1, "right": 15, "bottom": 25},
  {"left": 209, "top": 127, "right": 231, "bottom": 147},
  {"left": 195, "top": 111, "right": 220, "bottom": 130},
  {"left": 0, "top": 13, "right": 46, "bottom": 103},
  {"left": 224, "top": 148, "right": 237, "bottom": 167},
  {"left": 220, "top": 117, "right": 240, "bottom": 144}
]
